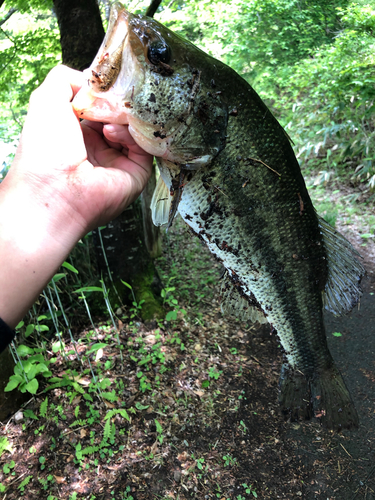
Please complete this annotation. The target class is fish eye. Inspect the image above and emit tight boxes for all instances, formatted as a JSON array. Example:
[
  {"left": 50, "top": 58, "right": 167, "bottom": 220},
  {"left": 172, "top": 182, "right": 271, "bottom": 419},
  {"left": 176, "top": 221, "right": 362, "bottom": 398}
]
[{"left": 147, "top": 41, "right": 171, "bottom": 65}]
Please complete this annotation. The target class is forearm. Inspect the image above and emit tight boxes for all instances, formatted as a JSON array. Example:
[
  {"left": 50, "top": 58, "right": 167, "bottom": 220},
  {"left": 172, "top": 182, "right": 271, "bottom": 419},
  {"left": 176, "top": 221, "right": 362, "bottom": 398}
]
[{"left": 0, "top": 175, "right": 86, "bottom": 329}]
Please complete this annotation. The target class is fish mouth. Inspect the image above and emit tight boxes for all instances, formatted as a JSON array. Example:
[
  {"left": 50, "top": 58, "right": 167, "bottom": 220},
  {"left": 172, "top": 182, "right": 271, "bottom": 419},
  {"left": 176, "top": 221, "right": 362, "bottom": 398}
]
[{"left": 72, "top": 3, "right": 133, "bottom": 123}]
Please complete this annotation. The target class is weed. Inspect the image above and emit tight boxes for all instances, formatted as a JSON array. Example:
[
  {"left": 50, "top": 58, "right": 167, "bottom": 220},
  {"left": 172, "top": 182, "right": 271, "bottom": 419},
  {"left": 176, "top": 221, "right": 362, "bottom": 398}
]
[
  {"left": 223, "top": 454, "right": 237, "bottom": 467},
  {"left": 242, "top": 482, "right": 258, "bottom": 498}
]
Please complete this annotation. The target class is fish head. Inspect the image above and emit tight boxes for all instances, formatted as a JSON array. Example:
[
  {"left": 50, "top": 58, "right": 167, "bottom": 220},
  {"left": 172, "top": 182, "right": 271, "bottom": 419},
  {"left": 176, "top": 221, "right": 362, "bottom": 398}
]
[{"left": 73, "top": 2, "right": 228, "bottom": 170}]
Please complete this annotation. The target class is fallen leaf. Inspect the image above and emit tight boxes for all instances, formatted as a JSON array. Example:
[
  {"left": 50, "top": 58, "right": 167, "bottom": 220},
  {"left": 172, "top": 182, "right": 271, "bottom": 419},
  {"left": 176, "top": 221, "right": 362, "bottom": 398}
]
[
  {"left": 54, "top": 476, "right": 65, "bottom": 484},
  {"left": 95, "top": 348, "right": 104, "bottom": 361}
]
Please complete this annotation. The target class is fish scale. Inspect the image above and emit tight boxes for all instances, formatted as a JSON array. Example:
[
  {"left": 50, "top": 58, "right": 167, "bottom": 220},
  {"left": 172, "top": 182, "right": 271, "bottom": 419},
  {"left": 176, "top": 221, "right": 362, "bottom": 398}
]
[{"left": 73, "top": 2, "right": 365, "bottom": 429}]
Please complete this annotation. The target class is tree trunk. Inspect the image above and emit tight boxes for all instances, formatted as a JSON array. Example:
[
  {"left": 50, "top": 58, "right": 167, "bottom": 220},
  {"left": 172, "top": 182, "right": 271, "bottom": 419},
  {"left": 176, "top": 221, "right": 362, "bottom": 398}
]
[
  {"left": 53, "top": 0, "right": 105, "bottom": 70},
  {"left": 53, "top": 0, "right": 163, "bottom": 320},
  {"left": 93, "top": 201, "right": 164, "bottom": 320}
]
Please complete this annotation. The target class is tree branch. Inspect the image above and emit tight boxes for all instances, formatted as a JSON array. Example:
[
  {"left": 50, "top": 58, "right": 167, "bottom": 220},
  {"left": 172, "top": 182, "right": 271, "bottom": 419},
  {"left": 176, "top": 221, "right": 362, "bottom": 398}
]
[
  {"left": 0, "top": 7, "right": 17, "bottom": 26},
  {"left": 145, "top": 0, "right": 162, "bottom": 19}
]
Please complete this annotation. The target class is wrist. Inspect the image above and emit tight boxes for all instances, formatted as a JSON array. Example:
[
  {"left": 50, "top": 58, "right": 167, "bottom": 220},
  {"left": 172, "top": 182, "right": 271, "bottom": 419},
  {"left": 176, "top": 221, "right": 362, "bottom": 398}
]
[{"left": 0, "top": 173, "right": 86, "bottom": 327}]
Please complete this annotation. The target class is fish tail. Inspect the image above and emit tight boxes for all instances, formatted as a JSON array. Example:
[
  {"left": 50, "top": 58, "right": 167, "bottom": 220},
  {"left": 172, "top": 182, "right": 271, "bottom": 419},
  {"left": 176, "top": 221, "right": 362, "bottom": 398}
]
[{"left": 279, "top": 364, "right": 358, "bottom": 430}]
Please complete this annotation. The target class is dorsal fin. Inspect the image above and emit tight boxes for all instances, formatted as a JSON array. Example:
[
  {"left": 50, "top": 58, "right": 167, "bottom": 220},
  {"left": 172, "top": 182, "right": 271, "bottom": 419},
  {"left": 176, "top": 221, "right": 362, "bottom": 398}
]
[
  {"left": 151, "top": 175, "right": 172, "bottom": 227},
  {"left": 319, "top": 215, "right": 365, "bottom": 316},
  {"left": 220, "top": 271, "right": 268, "bottom": 324}
]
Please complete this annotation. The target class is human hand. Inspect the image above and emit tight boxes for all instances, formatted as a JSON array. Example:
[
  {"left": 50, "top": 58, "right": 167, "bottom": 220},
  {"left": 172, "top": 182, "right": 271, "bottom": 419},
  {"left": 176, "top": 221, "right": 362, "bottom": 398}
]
[
  {"left": 7, "top": 64, "right": 153, "bottom": 239},
  {"left": 0, "top": 65, "right": 153, "bottom": 328}
]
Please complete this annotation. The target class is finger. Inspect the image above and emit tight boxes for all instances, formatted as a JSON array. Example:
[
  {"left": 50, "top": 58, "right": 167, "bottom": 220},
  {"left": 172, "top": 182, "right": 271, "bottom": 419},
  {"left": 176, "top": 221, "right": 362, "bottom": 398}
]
[
  {"left": 103, "top": 124, "right": 135, "bottom": 146},
  {"left": 30, "top": 65, "right": 85, "bottom": 110}
]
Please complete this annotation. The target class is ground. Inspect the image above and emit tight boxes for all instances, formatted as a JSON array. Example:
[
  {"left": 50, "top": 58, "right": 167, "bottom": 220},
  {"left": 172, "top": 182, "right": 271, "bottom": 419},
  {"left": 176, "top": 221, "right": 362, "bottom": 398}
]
[{"left": 0, "top": 180, "right": 375, "bottom": 500}]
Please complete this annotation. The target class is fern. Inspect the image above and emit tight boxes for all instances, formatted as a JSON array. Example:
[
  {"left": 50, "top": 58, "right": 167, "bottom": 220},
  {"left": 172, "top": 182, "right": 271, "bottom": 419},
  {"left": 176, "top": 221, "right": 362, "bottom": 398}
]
[
  {"left": 81, "top": 445, "right": 99, "bottom": 456},
  {"left": 104, "top": 409, "right": 130, "bottom": 422},
  {"left": 69, "top": 419, "right": 87, "bottom": 428},
  {"left": 101, "top": 391, "right": 118, "bottom": 402},
  {"left": 103, "top": 418, "right": 111, "bottom": 443},
  {"left": 40, "top": 396, "right": 48, "bottom": 418}
]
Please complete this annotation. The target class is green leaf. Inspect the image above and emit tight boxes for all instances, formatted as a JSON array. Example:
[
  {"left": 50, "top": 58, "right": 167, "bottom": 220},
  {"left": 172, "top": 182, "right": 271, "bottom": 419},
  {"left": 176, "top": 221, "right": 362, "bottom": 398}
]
[
  {"left": 155, "top": 419, "right": 163, "bottom": 434},
  {"left": 74, "top": 286, "right": 104, "bottom": 293},
  {"left": 135, "top": 402, "right": 149, "bottom": 411},
  {"left": 52, "top": 273, "right": 66, "bottom": 283},
  {"left": 138, "top": 356, "right": 152, "bottom": 366},
  {"left": 40, "top": 397, "right": 48, "bottom": 418},
  {"left": 24, "top": 409, "right": 38, "bottom": 420},
  {"left": 4, "top": 375, "right": 23, "bottom": 392},
  {"left": 332, "top": 332, "right": 342, "bottom": 337},
  {"left": 121, "top": 280, "right": 133, "bottom": 290},
  {"left": 18, "top": 475, "right": 33, "bottom": 490},
  {"left": 25, "top": 324, "right": 35, "bottom": 338},
  {"left": 62, "top": 261, "right": 79, "bottom": 274},
  {"left": 85, "top": 343, "right": 108, "bottom": 355},
  {"left": 25, "top": 378, "right": 39, "bottom": 394},
  {"left": 16, "top": 345, "right": 34, "bottom": 357},
  {"left": 166, "top": 311, "right": 178, "bottom": 321},
  {"left": 0, "top": 437, "right": 13, "bottom": 456},
  {"left": 15, "top": 321, "right": 24, "bottom": 330}
]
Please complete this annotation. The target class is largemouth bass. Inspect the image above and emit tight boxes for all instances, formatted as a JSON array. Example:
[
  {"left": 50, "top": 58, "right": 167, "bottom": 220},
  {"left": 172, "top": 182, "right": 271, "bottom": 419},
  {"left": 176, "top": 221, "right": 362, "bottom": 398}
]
[{"left": 73, "top": 3, "right": 365, "bottom": 430}]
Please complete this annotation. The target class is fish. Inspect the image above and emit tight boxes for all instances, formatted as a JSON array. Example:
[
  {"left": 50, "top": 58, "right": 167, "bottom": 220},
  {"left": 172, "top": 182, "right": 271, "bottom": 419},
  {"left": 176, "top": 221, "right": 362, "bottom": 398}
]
[{"left": 73, "top": 2, "right": 365, "bottom": 430}]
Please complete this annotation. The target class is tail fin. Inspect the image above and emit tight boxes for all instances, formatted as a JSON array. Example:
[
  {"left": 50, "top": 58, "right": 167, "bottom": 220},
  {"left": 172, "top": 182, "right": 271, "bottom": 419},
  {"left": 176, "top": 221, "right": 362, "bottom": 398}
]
[{"left": 279, "top": 364, "right": 358, "bottom": 430}]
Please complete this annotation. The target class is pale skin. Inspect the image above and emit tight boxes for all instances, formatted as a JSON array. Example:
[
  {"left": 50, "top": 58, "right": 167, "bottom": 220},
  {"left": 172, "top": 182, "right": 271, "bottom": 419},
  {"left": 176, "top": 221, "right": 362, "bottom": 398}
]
[{"left": 0, "top": 65, "right": 153, "bottom": 329}]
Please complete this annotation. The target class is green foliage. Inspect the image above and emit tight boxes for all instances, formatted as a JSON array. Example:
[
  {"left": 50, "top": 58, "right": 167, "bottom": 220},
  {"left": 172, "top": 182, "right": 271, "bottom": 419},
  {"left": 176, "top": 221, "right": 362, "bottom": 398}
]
[
  {"left": 5, "top": 344, "right": 51, "bottom": 394},
  {"left": 0, "top": 436, "right": 13, "bottom": 457},
  {"left": 0, "top": 6, "right": 61, "bottom": 157},
  {"left": 158, "top": 0, "right": 348, "bottom": 74}
]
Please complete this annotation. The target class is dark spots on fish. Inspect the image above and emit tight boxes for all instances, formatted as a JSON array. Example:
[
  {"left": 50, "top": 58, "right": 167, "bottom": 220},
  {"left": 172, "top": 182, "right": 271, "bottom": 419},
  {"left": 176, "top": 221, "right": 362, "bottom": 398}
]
[
  {"left": 194, "top": 212, "right": 198, "bottom": 216},
  {"left": 229, "top": 108, "right": 238, "bottom": 116},
  {"left": 154, "top": 131, "right": 166, "bottom": 139},
  {"left": 154, "top": 110, "right": 160, "bottom": 114},
  {"left": 185, "top": 214, "right": 192, "bottom": 221},
  {"left": 177, "top": 116, "right": 185, "bottom": 123}
]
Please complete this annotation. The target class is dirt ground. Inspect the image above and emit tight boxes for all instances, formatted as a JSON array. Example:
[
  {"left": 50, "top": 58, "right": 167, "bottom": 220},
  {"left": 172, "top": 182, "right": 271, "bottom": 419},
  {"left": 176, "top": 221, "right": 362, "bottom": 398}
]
[{"left": 0, "top": 212, "right": 375, "bottom": 499}]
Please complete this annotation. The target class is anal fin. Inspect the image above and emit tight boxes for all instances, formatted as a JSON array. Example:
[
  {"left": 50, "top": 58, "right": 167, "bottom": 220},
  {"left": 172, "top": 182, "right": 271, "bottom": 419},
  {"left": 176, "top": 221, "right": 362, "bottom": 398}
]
[{"left": 319, "top": 215, "right": 365, "bottom": 316}]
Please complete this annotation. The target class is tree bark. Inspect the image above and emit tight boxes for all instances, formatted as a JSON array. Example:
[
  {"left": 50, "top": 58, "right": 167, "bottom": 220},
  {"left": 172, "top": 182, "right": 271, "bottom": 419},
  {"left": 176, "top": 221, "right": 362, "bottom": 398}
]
[
  {"left": 145, "top": 0, "right": 162, "bottom": 18},
  {"left": 93, "top": 202, "right": 164, "bottom": 320},
  {"left": 53, "top": 0, "right": 105, "bottom": 70}
]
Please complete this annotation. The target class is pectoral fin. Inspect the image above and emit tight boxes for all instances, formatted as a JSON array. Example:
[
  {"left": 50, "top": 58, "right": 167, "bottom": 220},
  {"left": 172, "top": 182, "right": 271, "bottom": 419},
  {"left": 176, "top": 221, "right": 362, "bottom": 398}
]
[{"left": 151, "top": 175, "right": 172, "bottom": 227}]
